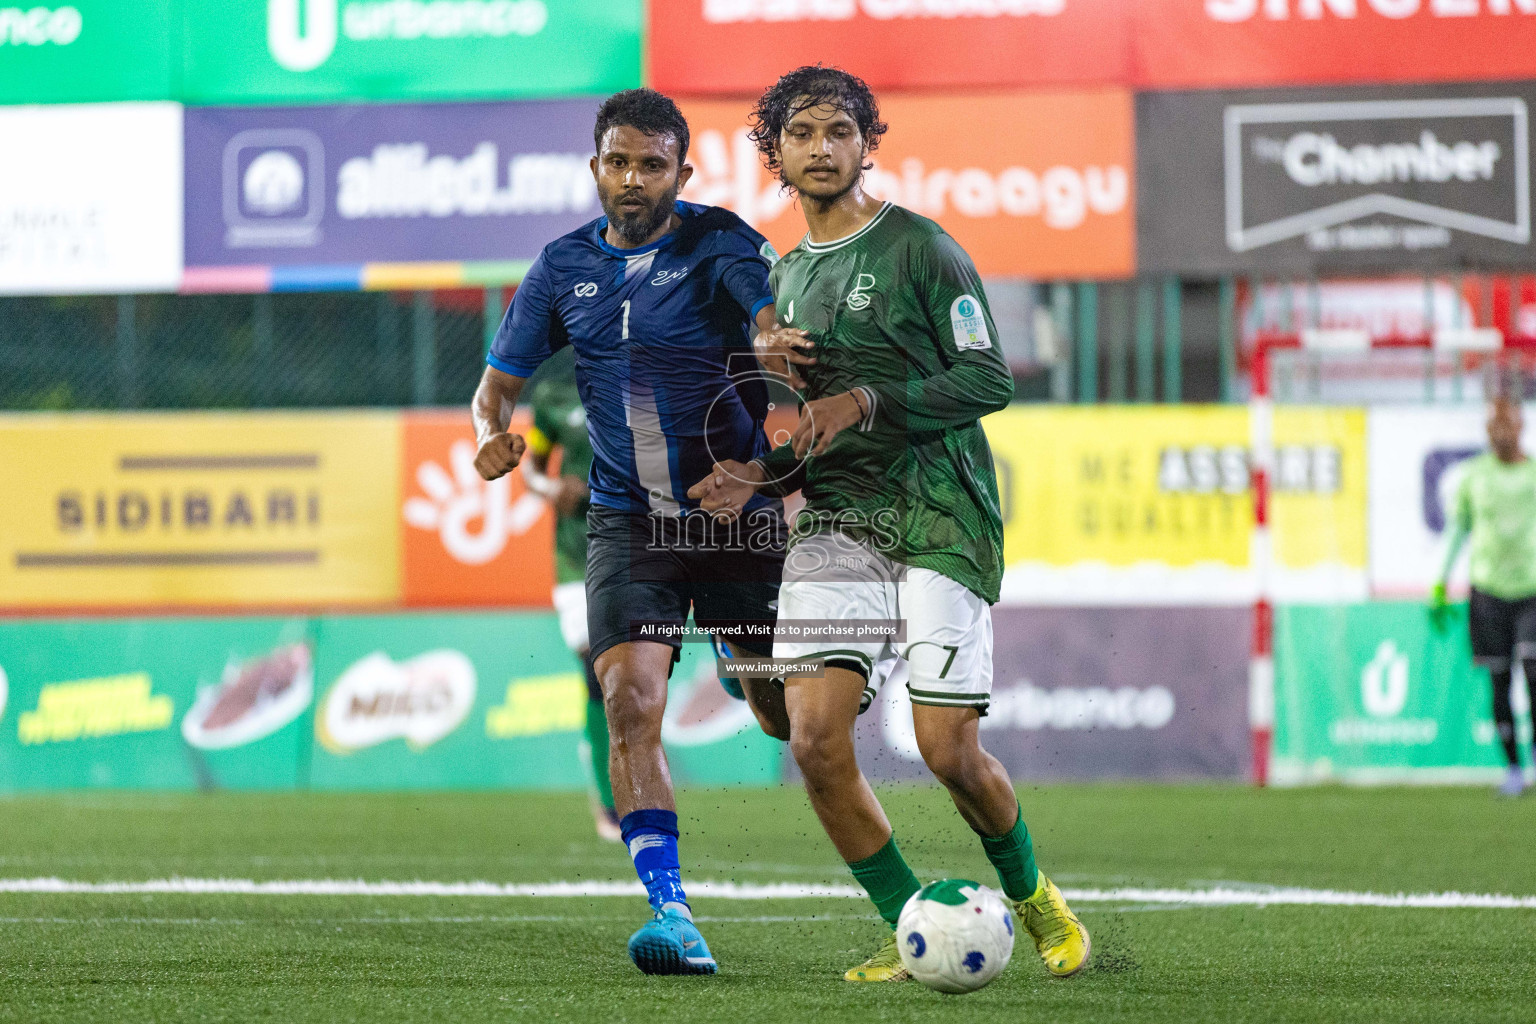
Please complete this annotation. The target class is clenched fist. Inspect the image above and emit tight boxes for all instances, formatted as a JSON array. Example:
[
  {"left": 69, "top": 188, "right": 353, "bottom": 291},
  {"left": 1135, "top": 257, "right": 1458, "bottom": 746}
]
[{"left": 474, "top": 431, "right": 526, "bottom": 481}]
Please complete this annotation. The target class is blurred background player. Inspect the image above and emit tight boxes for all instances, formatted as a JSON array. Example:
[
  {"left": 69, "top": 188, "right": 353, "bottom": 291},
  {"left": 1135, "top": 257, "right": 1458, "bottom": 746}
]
[
  {"left": 520, "top": 349, "right": 620, "bottom": 841},
  {"left": 472, "top": 88, "right": 792, "bottom": 976},
  {"left": 1433, "top": 396, "right": 1536, "bottom": 797},
  {"left": 691, "top": 66, "right": 1089, "bottom": 983}
]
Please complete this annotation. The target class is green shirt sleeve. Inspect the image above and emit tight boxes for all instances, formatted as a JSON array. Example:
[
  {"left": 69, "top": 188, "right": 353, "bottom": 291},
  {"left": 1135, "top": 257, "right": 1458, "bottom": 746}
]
[
  {"left": 1453, "top": 465, "right": 1474, "bottom": 534},
  {"left": 864, "top": 232, "right": 1015, "bottom": 433},
  {"left": 752, "top": 440, "right": 805, "bottom": 498}
]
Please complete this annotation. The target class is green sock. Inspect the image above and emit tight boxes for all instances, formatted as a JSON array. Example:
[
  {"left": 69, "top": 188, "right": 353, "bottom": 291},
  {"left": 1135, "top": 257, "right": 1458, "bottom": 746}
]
[
  {"left": 979, "top": 804, "right": 1039, "bottom": 901},
  {"left": 848, "top": 834, "right": 922, "bottom": 928},
  {"left": 583, "top": 698, "right": 615, "bottom": 812}
]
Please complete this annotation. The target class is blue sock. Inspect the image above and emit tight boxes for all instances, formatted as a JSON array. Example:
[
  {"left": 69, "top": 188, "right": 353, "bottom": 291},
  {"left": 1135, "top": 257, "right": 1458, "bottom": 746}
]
[{"left": 620, "top": 809, "right": 690, "bottom": 917}]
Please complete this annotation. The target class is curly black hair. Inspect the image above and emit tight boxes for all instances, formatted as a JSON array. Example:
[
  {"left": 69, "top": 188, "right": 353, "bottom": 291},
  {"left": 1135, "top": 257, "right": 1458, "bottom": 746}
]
[
  {"left": 594, "top": 88, "right": 690, "bottom": 167},
  {"left": 747, "top": 65, "right": 888, "bottom": 183}
]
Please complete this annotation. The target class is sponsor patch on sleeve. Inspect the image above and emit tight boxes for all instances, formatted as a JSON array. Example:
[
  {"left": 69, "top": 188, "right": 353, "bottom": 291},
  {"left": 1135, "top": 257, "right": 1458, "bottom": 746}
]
[
  {"left": 950, "top": 294, "right": 991, "bottom": 351},
  {"left": 759, "top": 240, "right": 780, "bottom": 266}
]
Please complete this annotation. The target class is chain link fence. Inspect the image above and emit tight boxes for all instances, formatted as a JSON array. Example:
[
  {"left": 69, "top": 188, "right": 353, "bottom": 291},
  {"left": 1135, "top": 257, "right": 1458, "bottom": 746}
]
[{"left": 0, "top": 289, "right": 502, "bottom": 411}]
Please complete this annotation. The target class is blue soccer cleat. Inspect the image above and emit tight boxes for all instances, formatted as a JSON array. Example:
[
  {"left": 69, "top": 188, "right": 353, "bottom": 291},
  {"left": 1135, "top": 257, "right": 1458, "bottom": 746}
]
[
  {"left": 708, "top": 633, "right": 746, "bottom": 701},
  {"left": 627, "top": 907, "right": 718, "bottom": 976}
]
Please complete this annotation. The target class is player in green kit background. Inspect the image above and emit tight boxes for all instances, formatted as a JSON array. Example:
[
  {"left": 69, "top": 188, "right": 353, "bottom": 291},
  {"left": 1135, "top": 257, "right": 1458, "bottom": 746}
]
[
  {"left": 521, "top": 350, "right": 620, "bottom": 840},
  {"left": 1433, "top": 396, "right": 1536, "bottom": 797},
  {"left": 689, "top": 66, "right": 1090, "bottom": 983}
]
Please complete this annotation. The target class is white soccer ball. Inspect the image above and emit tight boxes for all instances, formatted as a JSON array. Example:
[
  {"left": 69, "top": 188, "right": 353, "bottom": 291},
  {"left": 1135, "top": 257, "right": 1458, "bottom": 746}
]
[{"left": 896, "top": 879, "right": 1015, "bottom": 994}]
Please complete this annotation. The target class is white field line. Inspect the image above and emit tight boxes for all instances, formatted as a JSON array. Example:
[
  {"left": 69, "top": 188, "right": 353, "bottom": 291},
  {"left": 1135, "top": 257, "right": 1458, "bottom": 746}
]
[
  {"left": 0, "top": 878, "right": 1534, "bottom": 909},
  {"left": 0, "top": 914, "right": 869, "bottom": 926}
]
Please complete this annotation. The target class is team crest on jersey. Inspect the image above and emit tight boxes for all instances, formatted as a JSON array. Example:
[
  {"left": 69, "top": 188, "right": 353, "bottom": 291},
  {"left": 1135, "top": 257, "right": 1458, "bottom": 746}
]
[
  {"left": 650, "top": 267, "right": 689, "bottom": 287},
  {"left": 950, "top": 294, "right": 992, "bottom": 351},
  {"left": 845, "top": 273, "right": 876, "bottom": 311}
]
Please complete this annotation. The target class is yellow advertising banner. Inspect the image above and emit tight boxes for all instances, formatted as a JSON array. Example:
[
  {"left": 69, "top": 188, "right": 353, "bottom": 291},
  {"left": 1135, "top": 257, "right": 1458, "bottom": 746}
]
[
  {"left": 987, "top": 406, "right": 1366, "bottom": 604},
  {"left": 1270, "top": 407, "right": 1368, "bottom": 575},
  {"left": 0, "top": 412, "right": 401, "bottom": 611}
]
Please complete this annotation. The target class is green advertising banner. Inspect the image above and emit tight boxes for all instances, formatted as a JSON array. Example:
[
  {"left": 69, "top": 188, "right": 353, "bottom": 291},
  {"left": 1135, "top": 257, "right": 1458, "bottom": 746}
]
[
  {"left": 0, "top": 616, "right": 312, "bottom": 790},
  {"left": 1273, "top": 602, "right": 1531, "bottom": 785},
  {"left": 306, "top": 612, "right": 783, "bottom": 791},
  {"left": 180, "top": 0, "right": 640, "bottom": 104},
  {"left": 0, "top": 610, "right": 782, "bottom": 792},
  {"left": 0, "top": 2, "right": 174, "bottom": 104}
]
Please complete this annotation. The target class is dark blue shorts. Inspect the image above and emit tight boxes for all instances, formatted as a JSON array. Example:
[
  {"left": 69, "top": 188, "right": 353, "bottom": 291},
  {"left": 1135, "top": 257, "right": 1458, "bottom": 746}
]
[{"left": 585, "top": 504, "right": 785, "bottom": 669}]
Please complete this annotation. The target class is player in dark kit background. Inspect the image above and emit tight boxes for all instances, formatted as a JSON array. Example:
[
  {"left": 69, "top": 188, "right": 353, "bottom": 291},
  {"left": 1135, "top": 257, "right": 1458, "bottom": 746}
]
[{"left": 470, "top": 89, "right": 795, "bottom": 977}]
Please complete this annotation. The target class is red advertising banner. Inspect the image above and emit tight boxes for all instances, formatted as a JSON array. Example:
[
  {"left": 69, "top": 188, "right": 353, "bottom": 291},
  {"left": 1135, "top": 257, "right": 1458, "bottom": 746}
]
[
  {"left": 649, "top": 0, "right": 1131, "bottom": 94},
  {"left": 679, "top": 90, "right": 1135, "bottom": 279},
  {"left": 400, "top": 410, "right": 556, "bottom": 608},
  {"left": 650, "top": 1, "right": 1536, "bottom": 94},
  {"left": 1134, "top": 0, "right": 1536, "bottom": 90}
]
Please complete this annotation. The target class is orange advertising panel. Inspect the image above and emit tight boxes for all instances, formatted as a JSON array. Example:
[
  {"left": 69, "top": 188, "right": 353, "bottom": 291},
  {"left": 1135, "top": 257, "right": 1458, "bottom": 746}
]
[
  {"left": 401, "top": 410, "right": 556, "bottom": 608},
  {"left": 679, "top": 90, "right": 1135, "bottom": 279},
  {"left": 1134, "top": 0, "right": 1536, "bottom": 90},
  {"left": 650, "top": 1, "right": 1130, "bottom": 95}
]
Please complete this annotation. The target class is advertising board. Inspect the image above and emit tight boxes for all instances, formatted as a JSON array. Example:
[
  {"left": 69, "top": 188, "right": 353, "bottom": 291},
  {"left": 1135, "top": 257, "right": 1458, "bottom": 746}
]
[
  {"left": 680, "top": 90, "right": 1135, "bottom": 279},
  {"left": 1138, "top": 82, "right": 1535, "bottom": 274},
  {"left": 0, "top": 411, "right": 401, "bottom": 611},
  {"left": 0, "top": 103, "right": 182, "bottom": 295},
  {"left": 181, "top": 0, "right": 640, "bottom": 104},
  {"left": 183, "top": 100, "right": 600, "bottom": 272}
]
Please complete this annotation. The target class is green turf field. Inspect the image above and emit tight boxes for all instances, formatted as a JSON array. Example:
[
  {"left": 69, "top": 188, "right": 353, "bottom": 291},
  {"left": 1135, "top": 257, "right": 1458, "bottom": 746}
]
[{"left": 1, "top": 782, "right": 1533, "bottom": 1023}]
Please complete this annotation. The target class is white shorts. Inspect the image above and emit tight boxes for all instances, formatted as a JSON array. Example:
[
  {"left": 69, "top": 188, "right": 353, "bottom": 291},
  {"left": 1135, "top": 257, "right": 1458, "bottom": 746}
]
[
  {"left": 553, "top": 580, "right": 589, "bottom": 655},
  {"left": 772, "top": 532, "right": 994, "bottom": 715}
]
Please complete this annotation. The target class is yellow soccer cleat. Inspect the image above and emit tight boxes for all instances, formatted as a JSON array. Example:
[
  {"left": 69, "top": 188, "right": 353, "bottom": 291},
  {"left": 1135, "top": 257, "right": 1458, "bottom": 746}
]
[
  {"left": 843, "top": 931, "right": 911, "bottom": 982},
  {"left": 1016, "top": 874, "right": 1091, "bottom": 978}
]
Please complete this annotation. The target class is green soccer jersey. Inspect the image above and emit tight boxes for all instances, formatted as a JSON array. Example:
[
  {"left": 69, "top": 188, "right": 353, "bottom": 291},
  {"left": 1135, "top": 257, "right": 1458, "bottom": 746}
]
[
  {"left": 1453, "top": 452, "right": 1536, "bottom": 601},
  {"left": 757, "top": 203, "right": 1014, "bottom": 603},
  {"left": 527, "top": 362, "right": 593, "bottom": 586}
]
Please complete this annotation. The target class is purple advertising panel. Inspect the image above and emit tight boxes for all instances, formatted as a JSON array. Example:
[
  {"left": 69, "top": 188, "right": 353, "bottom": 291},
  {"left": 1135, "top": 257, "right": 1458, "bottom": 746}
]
[
  {"left": 817, "top": 607, "right": 1250, "bottom": 784},
  {"left": 183, "top": 99, "right": 601, "bottom": 271}
]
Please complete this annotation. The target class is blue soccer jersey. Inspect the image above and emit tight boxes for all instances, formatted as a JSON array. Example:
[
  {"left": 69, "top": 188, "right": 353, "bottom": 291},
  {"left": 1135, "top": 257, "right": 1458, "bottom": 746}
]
[{"left": 489, "top": 201, "right": 778, "bottom": 515}]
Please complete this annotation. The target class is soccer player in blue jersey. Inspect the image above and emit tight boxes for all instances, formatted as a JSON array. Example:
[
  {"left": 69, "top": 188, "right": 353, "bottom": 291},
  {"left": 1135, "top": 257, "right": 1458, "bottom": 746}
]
[{"left": 471, "top": 89, "right": 792, "bottom": 977}]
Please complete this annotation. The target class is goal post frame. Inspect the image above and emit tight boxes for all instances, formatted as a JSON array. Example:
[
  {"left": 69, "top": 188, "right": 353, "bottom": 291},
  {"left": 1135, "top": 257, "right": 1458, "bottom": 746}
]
[{"left": 1247, "top": 328, "right": 1536, "bottom": 786}]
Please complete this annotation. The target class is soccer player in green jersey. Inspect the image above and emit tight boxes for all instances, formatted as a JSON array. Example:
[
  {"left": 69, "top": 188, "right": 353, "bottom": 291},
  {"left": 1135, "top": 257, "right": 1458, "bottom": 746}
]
[
  {"left": 1433, "top": 397, "right": 1536, "bottom": 797},
  {"left": 521, "top": 350, "right": 622, "bottom": 840},
  {"left": 689, "top": 66, "right": 1090, "bottom": 982}
]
